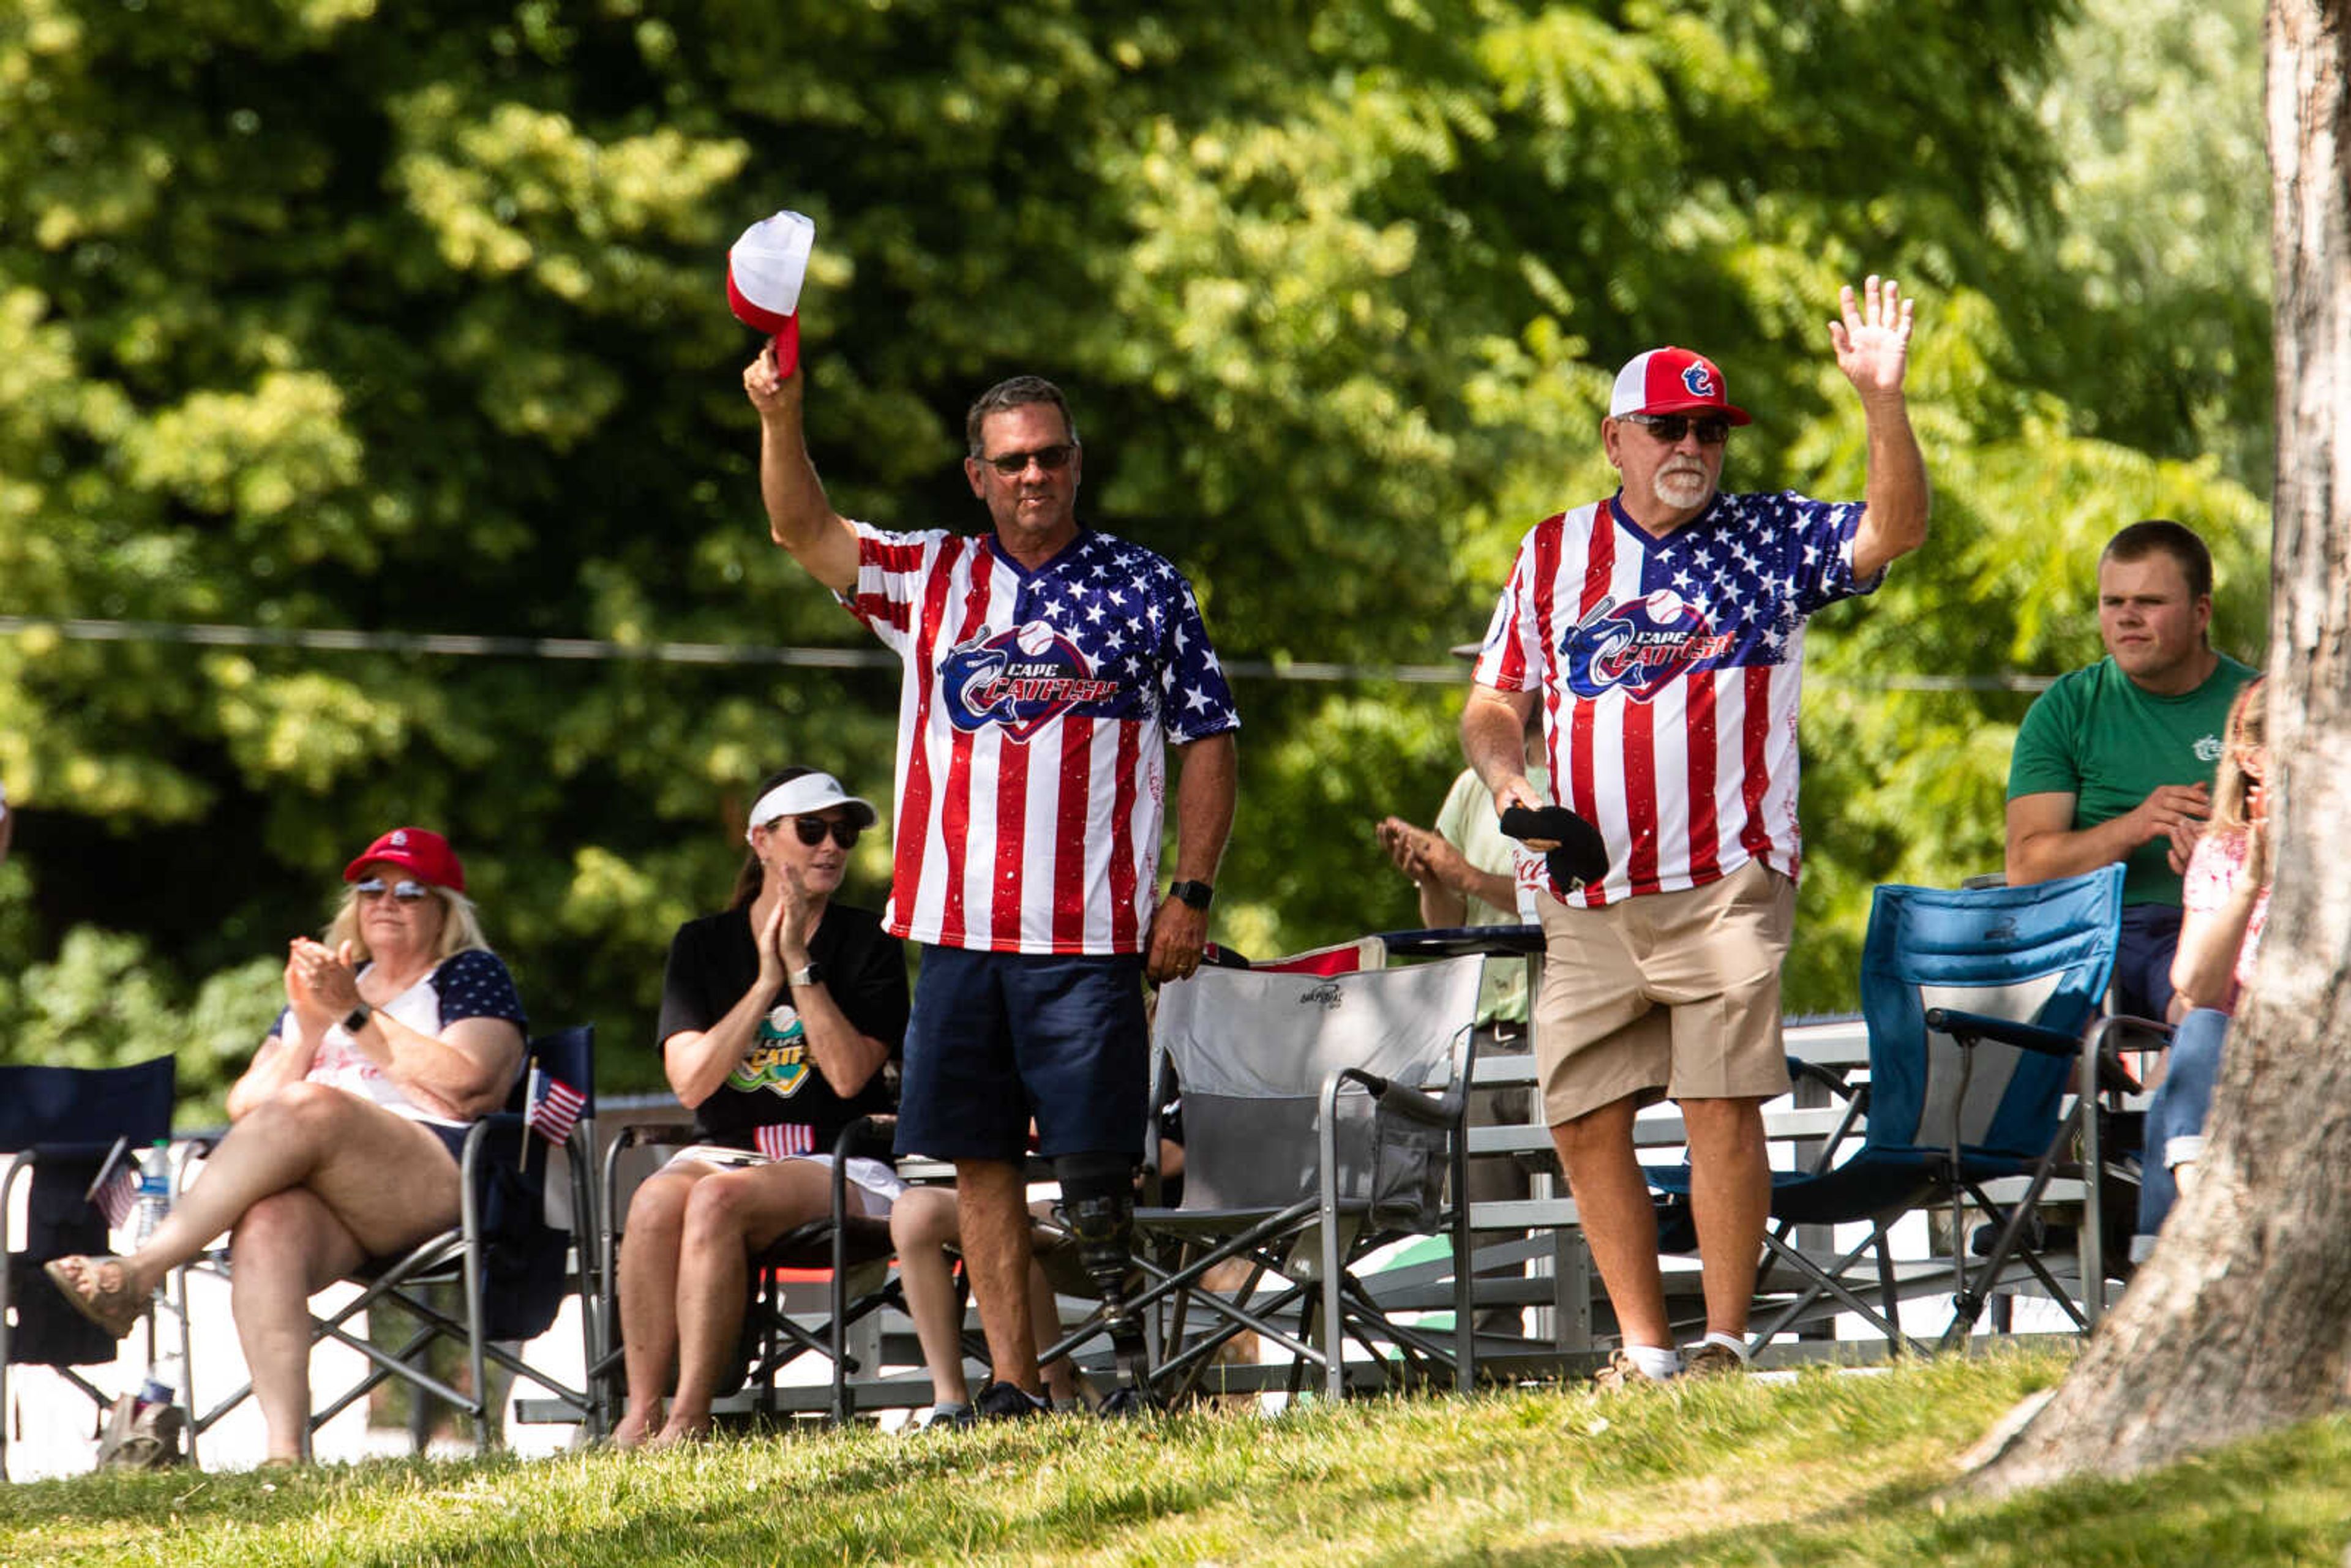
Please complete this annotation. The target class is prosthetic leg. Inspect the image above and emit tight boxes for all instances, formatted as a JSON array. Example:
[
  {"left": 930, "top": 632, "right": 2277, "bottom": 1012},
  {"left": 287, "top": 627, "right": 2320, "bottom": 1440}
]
[{"left": 1054, "top": 1152, "right": 1154, "bottom": 1414}]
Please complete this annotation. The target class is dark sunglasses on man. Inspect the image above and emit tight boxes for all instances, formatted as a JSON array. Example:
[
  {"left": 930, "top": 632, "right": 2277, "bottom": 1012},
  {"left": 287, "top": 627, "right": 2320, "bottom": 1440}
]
[
  {"left": 1622, "top": 413, "right": 1732, "bottom": 446},
  {"left": 784, "top": 816, "right": 861, "bottom": 849},
  {"left": 354, "top": 877, "right": 433, "bottom": 904},
  {"left": 980, "top": 443, "right": 1076, "bottom": 476}
]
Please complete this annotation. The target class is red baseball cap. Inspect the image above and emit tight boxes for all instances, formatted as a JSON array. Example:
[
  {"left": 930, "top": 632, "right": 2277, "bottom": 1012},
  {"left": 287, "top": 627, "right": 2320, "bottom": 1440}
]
[
  {"left": 1609, "top": 346, "right": 1751, "bottom": 426},
  {"left": 727, "top": 210, "right": 815, "bottom": 378},
  {"left": 344, "top": 827, "right": 467, "bottom": 893}
]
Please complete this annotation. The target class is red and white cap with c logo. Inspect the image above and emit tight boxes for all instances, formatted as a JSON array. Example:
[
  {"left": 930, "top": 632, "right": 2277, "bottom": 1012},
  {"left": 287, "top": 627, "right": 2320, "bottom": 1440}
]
[
  {"left": 727, "top": 211, "right": 816, "bottom": 377},
  {"left": 1608, "top": 345, "right": 1751, "bottom": 426}
]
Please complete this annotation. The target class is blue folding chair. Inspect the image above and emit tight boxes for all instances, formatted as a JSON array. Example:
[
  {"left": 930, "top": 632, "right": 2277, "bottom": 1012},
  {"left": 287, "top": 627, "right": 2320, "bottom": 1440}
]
[
  {"left": 1652, "top": 866, "right": 2129, "bottom": 1354},
  {"left": 0, "top": 1057, "right": 178, "bottom": 1479}
]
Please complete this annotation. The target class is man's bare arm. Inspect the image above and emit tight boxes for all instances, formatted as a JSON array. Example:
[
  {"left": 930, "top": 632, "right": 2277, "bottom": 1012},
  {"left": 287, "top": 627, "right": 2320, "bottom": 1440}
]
[
  {"left": 2004, "top": 785, "right": 2211, "bottom": 886},
  {"left": 1144, "top": 729, "right": 1238, "bottom": 984},
  {"left": 741, "top": 342, "right": 860, "bottom": 595},
  {"left": 1463, "top": 685, "right": 1541, "bottom": 816},
  {"left": 1829, "top": 277, "right": 1930, "bottom": 582}
]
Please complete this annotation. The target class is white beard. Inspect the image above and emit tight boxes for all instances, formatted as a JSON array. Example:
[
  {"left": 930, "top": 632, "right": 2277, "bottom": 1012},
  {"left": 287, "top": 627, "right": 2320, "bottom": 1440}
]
[{"left": 1652, "top": 465, "right": 1711, "bottom": 511}]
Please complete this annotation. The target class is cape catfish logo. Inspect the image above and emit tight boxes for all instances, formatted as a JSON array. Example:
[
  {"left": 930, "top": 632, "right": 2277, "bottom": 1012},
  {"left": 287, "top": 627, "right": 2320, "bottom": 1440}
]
[
  {"left": 941, "top": 620, "right": 1122, "bottom": 743},
  {"left": 1562, "top": 590, "right": 1734, "bottom": 702},
  {"left": 1681, "top": 360, "right": 1720, "bottom": 399},
  {"left": 729, "top": 1007, "right": 812, "bottom": 1098}
]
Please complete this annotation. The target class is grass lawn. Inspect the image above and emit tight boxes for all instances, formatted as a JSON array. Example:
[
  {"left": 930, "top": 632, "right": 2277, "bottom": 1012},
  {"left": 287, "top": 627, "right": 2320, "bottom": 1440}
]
[{"left": 6, "top": 1349, "right": 2347, "bottom": 1566}]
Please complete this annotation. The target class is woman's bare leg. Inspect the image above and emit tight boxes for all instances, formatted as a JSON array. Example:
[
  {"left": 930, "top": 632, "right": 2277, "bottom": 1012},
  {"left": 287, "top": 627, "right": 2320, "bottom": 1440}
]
[
  {"left": 611, "top": 1166, "right": 707, "bottom": 1449},
  {"left": 121, "top": 1084, "right": 460, "bottom": 1294},
  {"left": 652, "top": 1159, "right": 833, "bottom": 1446},
  {"left": 228, "top": 1188, "right": 370, "bottom": 1463},
  {"left": 891, "top": 1187, "right": 969, "bottom": 1408}
]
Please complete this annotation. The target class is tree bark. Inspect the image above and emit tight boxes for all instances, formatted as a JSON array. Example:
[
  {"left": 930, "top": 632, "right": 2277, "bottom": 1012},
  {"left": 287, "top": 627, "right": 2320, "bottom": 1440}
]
[{"left": 1967, "top": 0, "right": 2351, "bottom": 1496}]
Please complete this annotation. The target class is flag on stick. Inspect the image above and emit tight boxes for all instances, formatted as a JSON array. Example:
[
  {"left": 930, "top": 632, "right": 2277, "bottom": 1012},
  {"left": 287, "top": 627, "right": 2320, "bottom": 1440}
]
[{"left": 523, "top": 1063, "right": 587, "bottom": 1151}]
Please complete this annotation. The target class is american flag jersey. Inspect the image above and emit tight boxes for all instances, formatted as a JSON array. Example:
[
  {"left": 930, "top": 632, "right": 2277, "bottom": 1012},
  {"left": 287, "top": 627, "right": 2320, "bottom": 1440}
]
[
  {"left": 1473, "top": 490, "right": 1875, "bottom": 907},
  {"left": 841, "top": 521, "right": 1240, "bottom": 955}
]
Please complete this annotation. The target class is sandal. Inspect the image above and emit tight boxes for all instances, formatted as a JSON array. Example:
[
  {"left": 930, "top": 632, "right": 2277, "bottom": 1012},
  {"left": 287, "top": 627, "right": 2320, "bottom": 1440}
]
[{"left": 42, "top": 1255, "right": 145, "bottom": 1340}]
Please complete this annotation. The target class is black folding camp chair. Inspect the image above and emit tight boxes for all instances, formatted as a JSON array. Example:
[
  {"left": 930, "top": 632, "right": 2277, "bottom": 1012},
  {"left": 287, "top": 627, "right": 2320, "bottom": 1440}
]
[{"left": 0, "top": 1057, "right": 176, "bottom": 1479}]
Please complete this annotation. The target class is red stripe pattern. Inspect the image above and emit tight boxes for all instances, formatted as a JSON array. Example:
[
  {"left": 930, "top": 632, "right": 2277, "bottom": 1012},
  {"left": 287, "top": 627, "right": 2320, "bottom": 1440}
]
[
  {"left": 754, "top": 1122, "right": 816, "bottom": 1159},
  {"left": 839, "top": 521, "right": 1239, "bottom": 955},
  {"left": 1472, "top": 490, "right": 1872, "bottom": 907}
]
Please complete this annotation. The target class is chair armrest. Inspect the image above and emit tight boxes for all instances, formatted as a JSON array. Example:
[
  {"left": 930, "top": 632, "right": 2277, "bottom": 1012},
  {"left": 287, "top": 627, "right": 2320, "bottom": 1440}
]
[
  {"left": 607, "top": 1119, "right": 698, "bottom": 1152},
  {"left": 2085, "top": 1014, "right": 2167, "bottom": 1093},
  {"left": 1787, "top": 1057, "right": 1858, "bottom": 1100},
  {"left": 1923, "top": 1007, "right": 2080, "bottom": 1058},
  {"left": 1330, "top": 1067, "right": 1456, "bottom": 1129}
]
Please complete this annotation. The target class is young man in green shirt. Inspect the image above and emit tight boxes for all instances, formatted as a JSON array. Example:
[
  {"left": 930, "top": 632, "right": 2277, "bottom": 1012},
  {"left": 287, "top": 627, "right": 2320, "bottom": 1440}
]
[{"left": 2006, "top": 519, "right": 2257, "bottom": 1019}]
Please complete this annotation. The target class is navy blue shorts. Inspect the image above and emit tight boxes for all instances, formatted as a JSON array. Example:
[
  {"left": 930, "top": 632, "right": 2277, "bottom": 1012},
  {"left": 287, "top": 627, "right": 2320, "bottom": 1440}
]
[
  {"left": 422, "top": 1120, "right": 473, "bottom": 1165},
  {"left": 894, "top": 946, "right": 1149, "bottom": 1163},
  {"left": 2113, "top": 902, "right": 2184, "bottom": 1021}
]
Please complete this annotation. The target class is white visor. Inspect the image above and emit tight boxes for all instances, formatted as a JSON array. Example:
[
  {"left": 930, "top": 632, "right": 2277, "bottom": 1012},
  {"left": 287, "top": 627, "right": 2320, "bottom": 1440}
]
[{"left": 746, "top": 771, "right": 879, "bottom": 843}]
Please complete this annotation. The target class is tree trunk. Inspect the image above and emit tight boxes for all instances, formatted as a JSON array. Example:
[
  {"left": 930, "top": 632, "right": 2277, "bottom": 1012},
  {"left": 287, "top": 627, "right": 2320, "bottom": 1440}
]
[{"left": 1967, "top": 0, "right": 2351, "bottom": 1496}]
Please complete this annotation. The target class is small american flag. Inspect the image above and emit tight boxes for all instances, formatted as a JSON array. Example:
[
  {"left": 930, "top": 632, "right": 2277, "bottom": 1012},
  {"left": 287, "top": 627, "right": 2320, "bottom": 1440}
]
[
  {"left": 95, "top": 1167, "right": 139, "bottom": 1231},
  {"left": 754, "top": 1123, "right": 815, "bottom": 1160},
  {"left": 523, "top": 1063, "right": 587, "bottom": 1150}
]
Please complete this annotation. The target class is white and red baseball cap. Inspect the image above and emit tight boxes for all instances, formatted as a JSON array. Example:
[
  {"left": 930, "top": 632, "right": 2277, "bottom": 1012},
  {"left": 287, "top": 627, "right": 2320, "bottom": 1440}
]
[
  {"left": 727, "top": 210, "right": 816, "bottom": 376},
  {"left": 1608, "top": 346, "right": 1750, "bottom": 426}
]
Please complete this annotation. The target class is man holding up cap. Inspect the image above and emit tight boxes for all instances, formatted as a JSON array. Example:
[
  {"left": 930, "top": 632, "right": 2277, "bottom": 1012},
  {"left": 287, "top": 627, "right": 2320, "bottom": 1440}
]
[
  {"left": 742, "top": 349, "right": 1239, "bottom": 1416},
  {"left": 1461, "top": 278, "right": 1929, "bottom": 1386}
]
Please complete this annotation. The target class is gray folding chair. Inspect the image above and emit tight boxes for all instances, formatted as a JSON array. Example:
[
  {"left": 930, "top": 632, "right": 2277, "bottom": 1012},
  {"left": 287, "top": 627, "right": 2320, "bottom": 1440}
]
[{"left": 1055, "top": 953, "right": 1483, "bottom": 1404}]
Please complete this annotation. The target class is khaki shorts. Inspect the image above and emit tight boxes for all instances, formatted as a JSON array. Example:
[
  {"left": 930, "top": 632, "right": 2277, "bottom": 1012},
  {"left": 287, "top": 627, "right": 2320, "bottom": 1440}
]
[{"left": 1532, "top": 858, "right": 1796, "bottom": 1125}]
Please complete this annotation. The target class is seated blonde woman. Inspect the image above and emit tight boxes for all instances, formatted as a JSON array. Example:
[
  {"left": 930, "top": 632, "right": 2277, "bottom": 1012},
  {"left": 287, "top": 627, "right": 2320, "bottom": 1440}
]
[
  {"left": 2134, "top": 678, "right": 2270, "bottom": 1258},
  {"left": 47, "top": 828, "right": 526, "bottom": 1465},
  {"left": 613, "top": 768, "right": 909, "bottom": 1449}
]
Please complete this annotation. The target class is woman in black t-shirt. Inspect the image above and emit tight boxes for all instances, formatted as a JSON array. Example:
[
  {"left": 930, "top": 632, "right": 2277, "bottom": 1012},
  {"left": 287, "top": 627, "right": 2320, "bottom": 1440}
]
[{"left": 612, "top": 768, "right": 909, "bottom": 1450}]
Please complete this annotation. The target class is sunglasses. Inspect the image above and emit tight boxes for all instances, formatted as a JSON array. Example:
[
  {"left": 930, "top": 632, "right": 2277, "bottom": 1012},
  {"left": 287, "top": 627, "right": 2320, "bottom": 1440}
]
[
  {"left": 781, "top": 816, "right": 861, "bottom": 849},
  {"left": 1622, "top": 413, "right": 1732, "bottom": 446},
  {"left": 355, "top": 877, "right": 433, "bottom": 904},
  {"left": 979, "top": 443, "right": 1075, "bottom": 476}
]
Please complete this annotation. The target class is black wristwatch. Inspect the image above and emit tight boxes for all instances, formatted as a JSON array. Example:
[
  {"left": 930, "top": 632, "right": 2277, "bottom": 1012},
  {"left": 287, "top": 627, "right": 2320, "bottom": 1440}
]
[
  {"left": 787, "top": 961, "right": 827, "bottom": 989},
  {"left": 1168, "top": 879, "right": 1215, "bottom": 912},
  {"left": 341, "top": 1001, "right": 373, "bottom": 1035}
]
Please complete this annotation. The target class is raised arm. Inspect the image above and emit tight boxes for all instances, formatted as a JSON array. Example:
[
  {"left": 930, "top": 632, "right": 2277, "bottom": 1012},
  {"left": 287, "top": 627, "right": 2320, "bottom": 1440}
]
[
  {"left": 742, "top": 341, "right": 861, "bottom": 595},
  {"left": 1830, "top": 276, "right": 1930, "bottom": 582}
]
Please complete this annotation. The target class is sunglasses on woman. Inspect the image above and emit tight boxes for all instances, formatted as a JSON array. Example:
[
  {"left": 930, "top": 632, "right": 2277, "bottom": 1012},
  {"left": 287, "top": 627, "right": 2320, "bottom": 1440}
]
[
  {"left": 784, "top": 816, "right": 861, "bottom": 849},
  {"left": 355, "top": 877, "right": 433, "bottom": 903}
]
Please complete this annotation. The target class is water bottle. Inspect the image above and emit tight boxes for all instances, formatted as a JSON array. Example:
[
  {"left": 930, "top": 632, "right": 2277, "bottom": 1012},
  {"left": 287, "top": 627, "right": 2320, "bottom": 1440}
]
[
  {"left": 139, "top": 1351, "right": 181, "bottom": 1411},
  {"left": 132, "top": 1139, "right": 171, "bottom": 1247}
]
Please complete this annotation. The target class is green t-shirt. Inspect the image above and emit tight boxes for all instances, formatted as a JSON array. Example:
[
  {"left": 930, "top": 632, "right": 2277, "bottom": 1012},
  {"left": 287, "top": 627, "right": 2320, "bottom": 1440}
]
[
  {"left": 2006, "top": 654, "right": 2257, "bottom": 906},
  {"left": 1431, "top": 763, "right": 1550, "bottom": 1026}
]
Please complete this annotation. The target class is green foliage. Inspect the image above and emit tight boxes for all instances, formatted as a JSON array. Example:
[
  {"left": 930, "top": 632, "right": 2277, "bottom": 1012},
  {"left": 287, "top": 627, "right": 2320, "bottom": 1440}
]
[{"left": 0, "top": 0, "right": 2273, "bottom": 1103}]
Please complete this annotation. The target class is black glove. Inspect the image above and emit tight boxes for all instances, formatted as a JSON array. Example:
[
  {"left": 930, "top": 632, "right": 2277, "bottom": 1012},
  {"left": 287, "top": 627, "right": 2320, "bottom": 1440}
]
[{"left": 1499, "top": 805, "right": 1609, "bottom": 895}]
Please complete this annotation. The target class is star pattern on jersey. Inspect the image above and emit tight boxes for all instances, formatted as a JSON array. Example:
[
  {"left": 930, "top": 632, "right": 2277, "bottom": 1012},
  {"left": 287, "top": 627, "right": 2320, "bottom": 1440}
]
[
  {"left": 1636, "top": 493, "right": 1849, "bottom": 666},
  {"left": 1006, "top": 535, "right": 1239, "bottom": 740}
]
